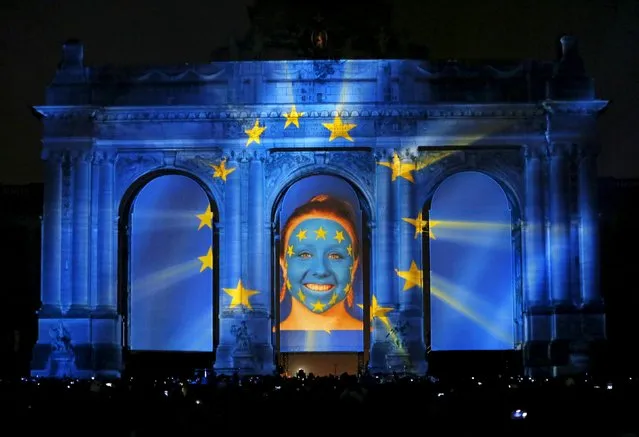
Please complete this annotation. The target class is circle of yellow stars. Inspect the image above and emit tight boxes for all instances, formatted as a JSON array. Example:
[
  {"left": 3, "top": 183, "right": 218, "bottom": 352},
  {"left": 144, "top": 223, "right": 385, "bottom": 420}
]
[{"left": 287, "top": 225, "right": 354, "bottom": 314}]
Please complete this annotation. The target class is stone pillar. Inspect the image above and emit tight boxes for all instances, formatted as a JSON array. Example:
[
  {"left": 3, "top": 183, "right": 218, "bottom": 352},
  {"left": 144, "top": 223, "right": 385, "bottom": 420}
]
[
  {"left": 70, "top": 151, "right": 92, "bottom": 313},
  {"left": 523, "top": 144, "right": 552, "bottom": 376},
  {"left": 225, "top": 153, "right": 242, "bottom": 290},
  {"left": 246, "top": 151, "right": 274, "bottom": 374},
  {"left": 369, "top": 150, "right": 396, "bottom": 373},
  {"left": 523, "top": 145, "right": 548, "bottom": 306},
  {"left": 97, "top": 152, "right": 116, "bottom": 311},
  {"left": 215, "top": 152, "right": 243, "bottom": 374},
  {"left": 547, "top": 143, "right": 572, "bottom": 306},
  {"left": 41, "top": 150, "right": 64, "bottom": 314},
  {"left": 60, "top": 153, "right": 73, "bottom": 309},
  {"left": 578, "top": 148, "right": 601, "bottom": 306},
  {"left": 395, "top": 152, "right": 426, "bottom": 374}
]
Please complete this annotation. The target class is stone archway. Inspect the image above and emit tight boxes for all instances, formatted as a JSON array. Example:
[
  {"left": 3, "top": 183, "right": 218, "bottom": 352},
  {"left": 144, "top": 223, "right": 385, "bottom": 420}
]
[
  {"left": 271, "top": 173, "right": 372, "bottom": 375},
  {"left": 423, "top": 170, "right": 520, "bottom": 356},
  {"left": 118, "top": 171, "right": 220, "bottom": 373}
]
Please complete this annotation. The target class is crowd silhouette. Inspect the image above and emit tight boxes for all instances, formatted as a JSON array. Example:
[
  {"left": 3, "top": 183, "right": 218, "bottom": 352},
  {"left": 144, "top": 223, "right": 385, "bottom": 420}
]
[{"left": 1, "top": 371, "right": 636, "bottom": 436}]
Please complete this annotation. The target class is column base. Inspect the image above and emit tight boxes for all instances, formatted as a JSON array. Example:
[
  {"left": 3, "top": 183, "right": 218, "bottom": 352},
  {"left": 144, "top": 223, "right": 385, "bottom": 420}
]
[
  {"left": 66, "top": 305, "right": 91, "bottom": 317},
  {"left": 39, "top": 304, "right": 63, "bottom": 317}
]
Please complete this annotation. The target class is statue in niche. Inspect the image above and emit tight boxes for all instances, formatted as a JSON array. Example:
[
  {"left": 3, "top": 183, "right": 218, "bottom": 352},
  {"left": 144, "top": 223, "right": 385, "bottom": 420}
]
[
  {"left": 231, "top": 321, "right": 251, "bottom": 352},
  {"left": 49, "top": 321, "right": 76, "bottom": 377},
  {"left": 50, "top": 322, "right": 73, "bottom": 354}
]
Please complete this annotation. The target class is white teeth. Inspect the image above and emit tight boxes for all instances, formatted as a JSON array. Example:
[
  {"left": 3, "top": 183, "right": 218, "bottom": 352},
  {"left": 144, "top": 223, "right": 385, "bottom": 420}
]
[{"left": 305, "top": 283, "right": 334, "bottom": 292}]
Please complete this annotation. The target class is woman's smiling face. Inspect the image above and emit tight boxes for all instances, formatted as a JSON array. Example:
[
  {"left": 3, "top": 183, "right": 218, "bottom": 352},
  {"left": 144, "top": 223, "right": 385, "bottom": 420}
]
[{"left": 284, "top": 217, "right": 356, "bottom": 313}]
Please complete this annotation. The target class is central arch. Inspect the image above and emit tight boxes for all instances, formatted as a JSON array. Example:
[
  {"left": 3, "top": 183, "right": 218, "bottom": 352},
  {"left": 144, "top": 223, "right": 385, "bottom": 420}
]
[
  {"left": 271, "top": 172, "right": 372, "bottom": 375},
  {"left": 117, "top": 170, "right": 220, "bottom": 376}
]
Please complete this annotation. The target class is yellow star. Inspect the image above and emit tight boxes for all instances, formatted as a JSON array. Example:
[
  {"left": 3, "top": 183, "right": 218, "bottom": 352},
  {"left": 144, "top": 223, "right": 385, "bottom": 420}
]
[
  {"left": 427, "top": 220, "right": 440, "bottom": 240},
  {"left": 328, "top": 292, "right": 339, "bottom": 305},
  {"left": 322, "top": 114, "right": 356, "bottom": 142},
  {"left": 209, "top": 159, "right": 236, "bottom": 182},
  {"left": 402, "top": 212, "right": 429, "bottom": 239},
  {"left": 245, "top": 119, "right": 267, "bottom": 146},
  {"left": 197, "top": 246, "right": 213, "bottom": 272},
  {"left": 334, "top": 230, "right": 345, "bottom": 244},
  {"left": 312, "top": 300, "right": 326, "bottom": 312},
  {"left": 314, "top": 226, "right": 327, "bottom": 240},
  {"left": 346, "top": 244, "right": 353, "bottom": 256},
  {"left": 297, "top": 289, "right": 306, "bottom": 302},
  {"left": 358, "top": 295, "right": 393, "bottom": 322},
  {"left": 223, "top": 279, "right": 259, "bottom": 310},
  {"left": 283, "top": 105, "right": 304, "bottom": 129},
  {"left": 196, "top": 204, "right": 214, "bottom": 230},
  {"left": 377, "top": 153, "right": 417, "bottom": 183},
  {"left": 295, "top": 229, "right": 307, "bottom": 241},
  {"left": 395, "top": 261, "right": 423, "bottom": 291},
  {"left": 287, "top": 245, "right": 294, "bottom": 257}
]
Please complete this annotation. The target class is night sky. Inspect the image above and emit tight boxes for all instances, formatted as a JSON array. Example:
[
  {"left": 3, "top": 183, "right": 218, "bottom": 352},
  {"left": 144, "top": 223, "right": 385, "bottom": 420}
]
[{"left": 1, "top": 0, "right": 638, "bottom": 184}]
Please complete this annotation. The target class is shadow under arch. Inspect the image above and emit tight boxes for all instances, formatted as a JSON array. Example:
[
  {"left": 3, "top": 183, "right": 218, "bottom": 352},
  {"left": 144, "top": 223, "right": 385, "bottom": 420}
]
[
  {"left": 420, "top": 169, "right": 524, "bottom": 375},
  {"left": 270, "top": 171, "right": 373, "bottom": 373},
  {"left": 117, "top": 169, "right": 221, "bottom": 377}
]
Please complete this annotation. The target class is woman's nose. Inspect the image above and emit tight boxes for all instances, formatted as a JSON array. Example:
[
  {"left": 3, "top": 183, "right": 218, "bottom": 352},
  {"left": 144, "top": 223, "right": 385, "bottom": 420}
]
[{"left": 311, "top": 257, "right": 331, "bottom": 278}]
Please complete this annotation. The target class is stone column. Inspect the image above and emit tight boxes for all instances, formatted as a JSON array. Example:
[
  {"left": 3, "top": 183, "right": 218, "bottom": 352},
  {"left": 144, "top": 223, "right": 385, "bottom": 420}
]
[
  {"left": 523, "top": 145, "right": 548, "bottom": 307},
  {"left": 41, "top": 150, "right": 64, "bottom": 314},
  {"left": 90, "top": 153, "right": 100, "bottom": 308},
  {"left": 246, "top": 151, "right": 274, "bottom": 374},
  {"left": 395, "top": 151, "right": 426, "bottom": 374},
  {"left": 369, "top": 150, "right": 396, "bottom": 373},
  {"left": 60, "top": 153, "right": 73, "bottom": 309},
  {"left": 97, "top": 152, "right": 116, "bottom": 311},
  {"left": 248, "top": 152, "right": 267, "bottom": 304},
  {"left": 547, "top": 143, "right": 572, "bottom": 306},
  {"left": 215, "top": 152, "right": 243, "bottom": 374},
  {"left": 578, "top": 148, "right": 601, "bottom": 306},
  {"left": 225, "top": 153, "right": 242, "bottom": 290},
  {"left": 70, "top": 151, "right": 92, "bottom": 313}
]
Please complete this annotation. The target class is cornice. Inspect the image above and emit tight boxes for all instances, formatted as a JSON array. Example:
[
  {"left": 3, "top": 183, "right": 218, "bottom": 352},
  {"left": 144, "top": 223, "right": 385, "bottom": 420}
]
[
  {"left": 34, "top": 103, "right": 547, "bottom": 122},
  {"left": 541, "top": 99, "right": 609, "bottom": 116}
]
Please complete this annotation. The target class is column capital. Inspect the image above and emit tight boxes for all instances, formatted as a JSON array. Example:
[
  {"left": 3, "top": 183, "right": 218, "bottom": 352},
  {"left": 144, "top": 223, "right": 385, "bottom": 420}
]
[
  {"left": 41, "top": 149, "right": 64, "bottom": 163},
  {"left": 523, "top": 143, "right": 544, "bottom": 160},
  {"left": 546, "top": 142, "right": 572, "bottom": 158},
  {"left": 68, "top": 150, "right": 92, "bottom": 164}
]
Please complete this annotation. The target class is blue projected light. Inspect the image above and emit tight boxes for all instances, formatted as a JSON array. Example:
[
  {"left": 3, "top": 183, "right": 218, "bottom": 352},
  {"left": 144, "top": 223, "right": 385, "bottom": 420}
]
[
  {"left": 129, "top": 175, "right": 214, "bottom": 352},
  {"left": 429, "top": 171, "right": 515, "bottom": 351},
  {"left": 279, "top": 175, "right": 364, "bottom": 352}
]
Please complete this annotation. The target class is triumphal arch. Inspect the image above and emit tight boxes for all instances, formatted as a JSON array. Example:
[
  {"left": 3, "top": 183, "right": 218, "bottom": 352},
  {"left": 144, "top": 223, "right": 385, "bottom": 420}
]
[{"left": 32, "top": 36, "right": 607, "bottom": 378}]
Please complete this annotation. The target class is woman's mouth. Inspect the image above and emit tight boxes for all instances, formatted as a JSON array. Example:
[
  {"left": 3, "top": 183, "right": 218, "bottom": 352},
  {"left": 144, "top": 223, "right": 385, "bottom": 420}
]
[{"left": 304, "top": 283, "right": 334, "bottom": 292}]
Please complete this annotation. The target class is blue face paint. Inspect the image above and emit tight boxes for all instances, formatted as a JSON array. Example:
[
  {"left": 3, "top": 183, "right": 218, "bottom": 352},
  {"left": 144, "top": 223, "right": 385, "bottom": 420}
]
[{"left": 285, "top": 218, "right": 355, "bottom": 314}]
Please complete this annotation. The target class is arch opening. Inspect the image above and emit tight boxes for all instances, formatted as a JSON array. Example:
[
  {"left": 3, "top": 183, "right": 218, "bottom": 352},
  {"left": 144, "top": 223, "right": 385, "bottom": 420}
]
[
  {"left": 423, "top": 171, "right": 517, "bottom": 353},
  {"left": 118, "top": 171, "right": 220, "bottom": 374},
  {"left": 272, "top": 174, "right": 371, "bottom": 375}
]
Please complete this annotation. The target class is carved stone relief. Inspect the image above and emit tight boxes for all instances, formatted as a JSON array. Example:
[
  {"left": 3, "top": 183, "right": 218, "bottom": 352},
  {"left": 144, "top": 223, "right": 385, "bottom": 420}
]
[{"left": 115, "top": 153, "right": 163, "bottom": 199}]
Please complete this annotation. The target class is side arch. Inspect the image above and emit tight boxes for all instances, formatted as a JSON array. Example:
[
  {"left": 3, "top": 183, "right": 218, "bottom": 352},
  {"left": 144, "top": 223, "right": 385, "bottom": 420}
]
[
  {"left": 418, "top": 164, "right": 523, "bottom": 221},
  {"left": 117, "top": 169, "right": 221, "bottom": 361},
  {"left": 420, "top": 169, "right": 524, "bottom": 353}
]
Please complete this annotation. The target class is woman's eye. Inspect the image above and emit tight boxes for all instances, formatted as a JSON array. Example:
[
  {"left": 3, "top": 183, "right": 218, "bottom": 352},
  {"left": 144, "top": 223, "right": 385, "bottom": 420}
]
[
  {"left": 328, "top": 252, "right": 343, "bottom": 260},
  {"left": 298, "top": 252, "right": 311, "bottom": 259}
]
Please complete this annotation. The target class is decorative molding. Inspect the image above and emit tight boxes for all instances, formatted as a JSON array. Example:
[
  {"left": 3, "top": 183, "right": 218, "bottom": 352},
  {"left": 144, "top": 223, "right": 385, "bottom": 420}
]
[
  {"left": 541, "top": 100, "right": 609, "bottom": 116},
  {"left": 35, "top": 104, "right": 548, "bottom": 123}
]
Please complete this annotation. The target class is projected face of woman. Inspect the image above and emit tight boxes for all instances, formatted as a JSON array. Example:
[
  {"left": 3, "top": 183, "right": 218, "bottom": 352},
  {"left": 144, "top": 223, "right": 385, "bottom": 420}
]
[{"left": 284, "top": 218, "right": 356, "bottom": 314}]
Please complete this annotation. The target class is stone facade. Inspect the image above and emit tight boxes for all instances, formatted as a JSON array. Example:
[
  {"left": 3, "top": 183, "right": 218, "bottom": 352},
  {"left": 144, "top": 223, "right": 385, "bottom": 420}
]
[{"left": 32, "top": 36, "right": 607, "bottom": 378}]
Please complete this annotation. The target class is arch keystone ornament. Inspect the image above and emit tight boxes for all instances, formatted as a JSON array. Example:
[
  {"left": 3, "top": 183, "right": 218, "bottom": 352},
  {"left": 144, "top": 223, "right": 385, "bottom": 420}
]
[{"left": 32, "top": 36, "right": 607, "bottom": 378}]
